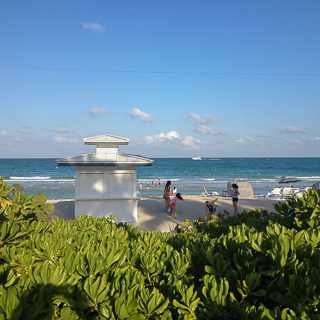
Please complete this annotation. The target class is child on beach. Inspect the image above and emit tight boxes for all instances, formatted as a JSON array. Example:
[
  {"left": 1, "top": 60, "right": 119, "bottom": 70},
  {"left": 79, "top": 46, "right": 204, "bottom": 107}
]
[
  {"left": 205, "top": 200, "right": 216, "bottom": 215},
  {"left": 231, "top": 183, "right": 240, "bottom": 215},
  {"left": 205, "top": 200, "right": 217, "bottom": 220},
  {"left": 168, "top": 193, "right": 184, "bottom": 219}
]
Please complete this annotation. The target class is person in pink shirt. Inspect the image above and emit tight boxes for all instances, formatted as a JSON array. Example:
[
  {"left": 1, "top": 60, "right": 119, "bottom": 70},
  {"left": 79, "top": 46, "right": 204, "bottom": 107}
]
[{"left": 168, "top": 193, "right": 184, "bottom": 219}]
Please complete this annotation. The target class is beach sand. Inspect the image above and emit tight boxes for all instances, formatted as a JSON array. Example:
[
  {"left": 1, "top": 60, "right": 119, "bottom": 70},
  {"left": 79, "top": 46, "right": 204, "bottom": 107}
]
[{"left": 48, "top": 195, "right": 280, "bottom": 232}]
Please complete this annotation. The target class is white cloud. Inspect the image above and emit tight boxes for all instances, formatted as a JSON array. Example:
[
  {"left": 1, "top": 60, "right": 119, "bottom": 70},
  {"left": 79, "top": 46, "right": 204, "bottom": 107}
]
[
  {"left": 88, "top": 107, "right": 109, "bottom": 118},
  {"left": 82, "top": 23, "right": 105, "bottom": 33},
  {"left": 142, "top": 131, "right": 203, "bottom": 150},
  {"left": 186, "top": 113, "right": 220, "bottom": 124},
  {"left": 236, "top": 138, "right": 246, "bottom": 144},
  {"left": 16, "top": 129, "right": 31, "bottom": 134},
  {"left": 145, "top": 131, "right": 180, "bottom": 143},
  {"left": 234, "top": 135, "right": 265, "bottom": 146},
  {"left": 194, "top": 125, "right": 213, "bottom": 135},
  {"left": 275, "top": 126, "right": 308, "bottom": 133},
  {"left": 13, "top": 137, "right": 24, "bottom": 142},
  {"left": 309, "top": 137, "right": 320, "bottom": 142},
  {"left": 54, "top": 127, "right": 70, "bottom": 133},
  {"left": 0, "top": 130, "right": 9, "bottom": 137},
  {"left": 194, "top": 124, "right": 230, "bottom": 135},
  {"left": 181, "top": 135, "right": 203, "bottom": 149},
  {"left": 126, "top": 108, "right": 155, "bottom": 122},
  {"left": 52, "top": 137, "right": 79, "bottom": 144},
  {"left": 246, "top": 136, "right": 256, "bottom": 142},
  {"left": 79, "top": 90, "right": 94, "bottom": 99},
  {"left": 45, "top": 126, "right": 71, "bottom": 133}
]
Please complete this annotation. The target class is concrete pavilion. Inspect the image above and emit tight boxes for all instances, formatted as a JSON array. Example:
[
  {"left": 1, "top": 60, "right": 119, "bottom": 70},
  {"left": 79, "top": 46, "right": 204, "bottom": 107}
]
[{"left": 56, "top": 134, "right": 153, "bottom": 225}]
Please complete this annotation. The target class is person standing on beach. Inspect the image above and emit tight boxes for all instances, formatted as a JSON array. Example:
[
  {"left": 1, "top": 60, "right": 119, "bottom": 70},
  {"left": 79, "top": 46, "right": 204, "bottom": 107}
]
[
  {"left": 231, "top": 183, "right": 240, "bottom": 215},
  {"left": 158, "top": 178, "right": 161, "bottom": 186},
  {"left": 173, "top": 187, "right": 177, "bottom": 195},
  {"left": 152, "top": 179, "right": 155, "bottom": 187},
  {"left": 168, "top": 193, "right": 184, "bottom": 219},
  {"left": 163, "top": 181, "right": 171, "bottom": 212}
]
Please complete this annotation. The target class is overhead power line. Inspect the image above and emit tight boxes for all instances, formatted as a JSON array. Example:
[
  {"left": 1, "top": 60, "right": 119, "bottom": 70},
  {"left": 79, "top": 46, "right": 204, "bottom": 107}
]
[{"left": 1, "top": 66, "right": 320, "bottom": 77}]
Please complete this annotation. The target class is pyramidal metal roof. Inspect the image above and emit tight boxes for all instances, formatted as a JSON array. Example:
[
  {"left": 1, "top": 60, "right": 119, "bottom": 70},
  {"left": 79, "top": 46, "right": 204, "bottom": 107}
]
[
  {"left": 56, "top": 152, "right": 153, "bottom": 167},
  {"left": 56, "top": 134, "right": 153, "bottom": 167},
  {"left": 83, "top": 134, "right": 130, "bottom": 146}
]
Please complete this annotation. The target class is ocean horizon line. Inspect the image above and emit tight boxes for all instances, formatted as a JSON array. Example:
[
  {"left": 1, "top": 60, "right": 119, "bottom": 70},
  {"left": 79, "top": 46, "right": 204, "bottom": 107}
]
[
  {"left": 1, "top": 156, "right": 320, "bottom": 160},
  {"left": 1, "top": 158, "right": 319, "bottom": 199}
]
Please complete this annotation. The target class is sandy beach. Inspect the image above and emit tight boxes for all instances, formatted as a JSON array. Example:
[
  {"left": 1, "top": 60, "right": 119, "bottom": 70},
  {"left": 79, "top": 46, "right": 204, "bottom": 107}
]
[{"left": 48, "top": 195, "right": 280, "bottom": 232}]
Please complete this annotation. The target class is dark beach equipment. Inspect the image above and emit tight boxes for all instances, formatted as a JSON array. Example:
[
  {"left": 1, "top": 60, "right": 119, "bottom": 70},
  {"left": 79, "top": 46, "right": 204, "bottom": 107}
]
[
  {"left": 312, "top": 181, "right": 320, "bottom": 191},
  {"left": 278, "top": 177, "right": 302, "bottom": 187}
]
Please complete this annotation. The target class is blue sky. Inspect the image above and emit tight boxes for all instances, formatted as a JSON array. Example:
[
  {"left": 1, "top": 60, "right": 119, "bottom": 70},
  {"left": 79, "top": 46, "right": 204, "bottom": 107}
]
[{"left": 1, "top": 1, "right": 320, "bottom": 158}]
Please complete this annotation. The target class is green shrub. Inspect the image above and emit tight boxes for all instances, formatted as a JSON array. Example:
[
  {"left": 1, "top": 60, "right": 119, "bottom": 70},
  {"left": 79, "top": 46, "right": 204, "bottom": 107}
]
[
  {"left": 1, "top": 181, "right": 320, "bottom": 319},
  {"left": 0, "top": 176, "right": 55, "bottom": 222},
  {"left": 273, "top": 188, "right": 320, "bottom": 230}
]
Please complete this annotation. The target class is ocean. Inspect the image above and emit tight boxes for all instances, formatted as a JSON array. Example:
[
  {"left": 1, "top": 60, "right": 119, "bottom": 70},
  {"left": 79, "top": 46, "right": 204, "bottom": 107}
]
[{"left": 0, "top": 158, "right": 319, "bottom": 199}]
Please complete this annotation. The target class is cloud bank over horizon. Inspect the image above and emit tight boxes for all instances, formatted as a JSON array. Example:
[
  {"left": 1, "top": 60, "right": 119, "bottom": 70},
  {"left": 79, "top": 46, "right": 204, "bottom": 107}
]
[{"left": 275, "top": 126, "right": 309, "bottom": 134}]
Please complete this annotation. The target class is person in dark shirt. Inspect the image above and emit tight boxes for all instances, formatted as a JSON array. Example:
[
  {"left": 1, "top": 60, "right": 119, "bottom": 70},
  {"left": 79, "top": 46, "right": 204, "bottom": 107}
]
[
  {"left": 205, "top": 200, "right": 215, "bottom": 215},
  {"left": 231, "top": 183, "right": 240, "bottom": 215}
]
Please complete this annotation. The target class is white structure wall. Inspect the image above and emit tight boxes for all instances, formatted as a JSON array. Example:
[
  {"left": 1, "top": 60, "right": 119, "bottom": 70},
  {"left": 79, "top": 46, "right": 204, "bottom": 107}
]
[{"left": 75, "top": 166, "right": 139, "bottom": 224}]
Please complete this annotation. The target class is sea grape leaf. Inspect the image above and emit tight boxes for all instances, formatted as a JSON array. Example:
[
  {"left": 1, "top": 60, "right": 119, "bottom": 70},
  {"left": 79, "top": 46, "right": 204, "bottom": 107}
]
[{"left": 32, "top": 193, "right": 47, "bottom": 205}]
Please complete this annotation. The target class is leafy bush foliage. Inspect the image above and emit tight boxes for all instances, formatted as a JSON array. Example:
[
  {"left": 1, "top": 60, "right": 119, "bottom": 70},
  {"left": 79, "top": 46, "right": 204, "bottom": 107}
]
[
  {"left": 1, "top": 178, "right": 320, "bottom": 319},
  {"left": 273, "top": 188, "right": 320, "bottom": 230},
  {"left": 0, "top": 176, "right": 55, "bottom": 222}
]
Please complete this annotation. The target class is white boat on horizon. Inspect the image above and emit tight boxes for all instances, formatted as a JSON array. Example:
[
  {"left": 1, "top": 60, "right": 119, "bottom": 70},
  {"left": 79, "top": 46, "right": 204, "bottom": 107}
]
[{"left": 192, "top": 156, "right": 202, "bottom": 160}]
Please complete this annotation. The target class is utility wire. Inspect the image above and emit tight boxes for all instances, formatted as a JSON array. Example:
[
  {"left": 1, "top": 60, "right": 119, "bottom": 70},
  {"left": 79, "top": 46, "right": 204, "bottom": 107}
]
[{"left": 1, "top": 66, "right": 320, "bottom": 77}]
